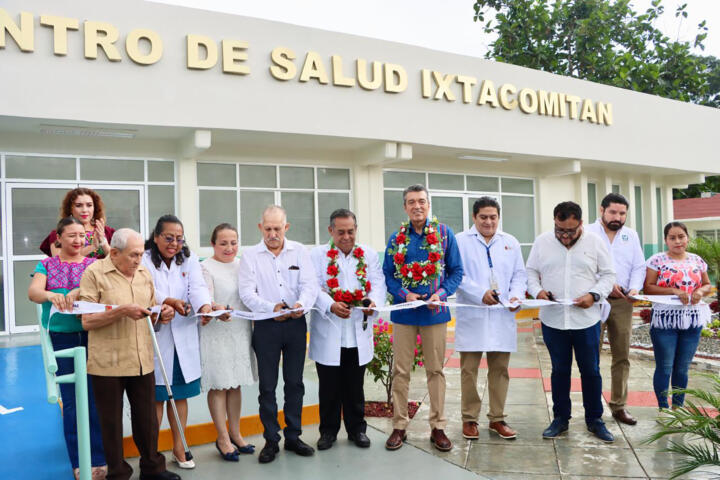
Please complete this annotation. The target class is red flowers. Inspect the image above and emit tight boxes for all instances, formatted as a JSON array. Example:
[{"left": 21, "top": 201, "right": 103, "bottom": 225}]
[
  {"left": 341, "top": 291, "right": 354, "bottom": 303},
  {"left": 326, "top": 264, "right": 339, "bottom": 276},
  {"left": 428, "top": 251, "right": 441, "bottom": 263},
  {"left": 400, "top": 265, "right": 410, "bottom": 277},
  {"left": 395, "top": 233, "right": 407, "bottom": 244},
  {"left": 388, "top": 217, "right": 444, "bottom": 288},
  {"left": 327, "top": 278, "right": 339, "bottom": 289},
  {"left": 353, "top": 247, "right": 364, "bottom": 258},
  {"left": 424, "top": 263, "right": 436, "bottom": 276},
  {"left": 354, "top": 289, "right": 364, "bottom": 301},
  {"left": 327, "top": 249, "right": 339, "bottom": 259},
  {"left": 393, "top": 252, "right": 405, "bottom": 264},
  {"left": 326, "top": 242, "right": 370, "bottom": 306},
  {"left": 426, "top": 233, "right": 439, "bottom": 245}
]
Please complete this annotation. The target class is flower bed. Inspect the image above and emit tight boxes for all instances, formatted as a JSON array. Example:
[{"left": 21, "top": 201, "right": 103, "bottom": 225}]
[{"left": 365, "top": 401, "right": 421, "bottom": 418}]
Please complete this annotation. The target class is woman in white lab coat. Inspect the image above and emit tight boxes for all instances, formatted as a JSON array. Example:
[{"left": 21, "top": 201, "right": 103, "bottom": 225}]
[{"left": 142, "top": 215, "right": 212, "bottom": 469}]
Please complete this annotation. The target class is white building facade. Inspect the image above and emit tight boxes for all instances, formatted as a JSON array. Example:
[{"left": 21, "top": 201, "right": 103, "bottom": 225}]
[{"left": 1, "top": 0, "right": 719, "bottom": 334}]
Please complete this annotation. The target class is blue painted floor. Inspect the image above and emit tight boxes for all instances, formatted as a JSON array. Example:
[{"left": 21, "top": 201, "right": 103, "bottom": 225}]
[{"left": 0, "top": 345, "right": 72, "bottom": 479}]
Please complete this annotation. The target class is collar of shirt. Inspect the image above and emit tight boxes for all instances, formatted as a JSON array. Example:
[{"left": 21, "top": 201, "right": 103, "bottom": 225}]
[
  {"left": 260, "top": 239, "right": 295, "bottom": 257},
  {"left": 101, "top": 256, "right": 148, "bottom": 276},
  {"left": 470, "top": 225, "right": 503, "bottom": 247},
  {"left": 407, "top": 217, "right": 430, "bottom": 237}
]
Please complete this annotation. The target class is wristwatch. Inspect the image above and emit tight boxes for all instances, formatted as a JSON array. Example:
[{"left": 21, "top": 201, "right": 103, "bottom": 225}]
[{"left": 589, "top": 292, "right": 600, "bottom": 302}]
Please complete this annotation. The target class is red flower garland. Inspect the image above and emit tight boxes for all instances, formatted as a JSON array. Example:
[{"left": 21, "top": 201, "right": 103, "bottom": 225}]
[{"left": 325, "top": 242, "right": 370, "bottom": 306}]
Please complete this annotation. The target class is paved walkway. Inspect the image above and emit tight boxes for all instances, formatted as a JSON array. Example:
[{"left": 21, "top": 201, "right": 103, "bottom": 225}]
[{"left": 363, "top": 317, "right": 719, "bottom": 480}]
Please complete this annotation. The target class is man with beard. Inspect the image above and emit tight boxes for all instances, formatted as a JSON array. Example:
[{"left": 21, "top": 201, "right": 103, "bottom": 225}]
[{"left": 586, "top": 193, "right": 646, "bottom": 425}]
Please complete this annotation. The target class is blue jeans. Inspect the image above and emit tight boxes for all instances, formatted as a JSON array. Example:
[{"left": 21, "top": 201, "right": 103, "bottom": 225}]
[
  {"left": 50, "top": 331, "right": 106, "bottom": 469},
  {"left": 649, "top": 326, "right": 702, "bottom": 408},
  {"left": 542, "top": 322, "right": 604, "bottom": 425}
]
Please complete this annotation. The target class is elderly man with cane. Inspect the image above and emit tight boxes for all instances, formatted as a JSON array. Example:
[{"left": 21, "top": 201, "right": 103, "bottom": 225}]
[{"left": 80, "top": 229, "right": 180, "bottom": 480}]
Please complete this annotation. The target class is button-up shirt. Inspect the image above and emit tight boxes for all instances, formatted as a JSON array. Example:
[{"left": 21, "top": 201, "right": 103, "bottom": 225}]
[
  {"left": 455, "top": 227, "right": 527, "bottom": 352},
  {"left": 526, "top": 230, "right": 615, "bottom": 330},
  {"left": 310, "top": 243, "right": 387, "bottom": 352},
  {"left": 237, "top": 239, "right": 319, "bottom": 316},
  {"left": 585, "top": 220, "right": 645, "bottom": 292},
  {"left": 383, "top": 219, "right": 463, "bottom": 326},
  {"left": 79, "top": 257, "right": 157, "bottom": 377}
]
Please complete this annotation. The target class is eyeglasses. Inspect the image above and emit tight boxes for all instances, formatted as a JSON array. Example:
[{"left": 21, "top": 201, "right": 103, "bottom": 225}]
[
  {"left": 160, "top": 235, "right": 184, "bottom": 245},
  {"left": 554, "top": 226, "right": 580, "bottom": 237}
]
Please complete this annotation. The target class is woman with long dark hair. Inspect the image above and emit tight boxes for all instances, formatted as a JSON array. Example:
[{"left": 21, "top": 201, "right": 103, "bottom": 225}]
[{"left": 142, "top": 215, "right": 212, "bottom": 469}]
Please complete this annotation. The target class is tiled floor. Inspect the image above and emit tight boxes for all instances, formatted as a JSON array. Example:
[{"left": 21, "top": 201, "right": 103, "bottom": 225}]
[{"left": 364, "top": 318, "right": 720, "bottom": 479}]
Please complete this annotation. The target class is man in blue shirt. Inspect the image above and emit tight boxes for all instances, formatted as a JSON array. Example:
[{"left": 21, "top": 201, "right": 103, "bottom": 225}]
[{"left": 382, "top": 184, "right": 463, "bottom": 452}]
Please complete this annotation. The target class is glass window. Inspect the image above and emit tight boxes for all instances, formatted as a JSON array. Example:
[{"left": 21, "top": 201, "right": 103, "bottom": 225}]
[
  {"left": 239, "top": 165, "right": 276, "bottom": 188},
  {"left": 467, "top": 175, "right": 499, "bottom": 192},
  {"left": 199, "top": 190, "right": 237, "bottom": 247},
  {"left": 384, "top": 190, "right": 406, "bottom": 239},
  {"left": 383, "top": 171, "right": 425, "bottom": 189},
  {"left": 0, "top": 261, "right": 4, "bottom": 332},
  {"left": 281, "top": 192, "right": 315, "bottom": 244},
  {"left": 429, "top": 174, "right": 463, "bottom": 191},
  {"left": 318, "top": 193, "right": 350, "bottom": 236},
  {"left": 11, "top": 188, "right": 69, "bottom": 256},
  {"left": 501, "top": 178, "right": 533, "bottom": 195},
  {"left": 6, "top": 155, "right": 76, "bottom": 180},
  {"left": 317, "top": 168, "right": 350, "bottom": 190},
  {"left": 634, "top": 186, "right": 643, "bottom": 244},
  {"left": 612, "top": 184, "right": 620, "bottom": 194},
  {"left": 240, "top": 191, "right": 274, "bottom": 246},
  {"left": 80, "top": 158, "right": 144, "bottom": 181},
  {"left": 697, "top": 230, "right": 717, "bottom": 242},
  {"left": 93, "top": 189, "right": 142, "bottom": 233},
  {"left": 279, "top": 167, "right": 314, "bottom": 189},
  {"left": 432, "top": 196, "right": 464, "bottom": 235},
  {"left": 587, "top": 183, "right": 597, "bottom": 223},
  {"left": 13, "top": 260, "right": 37, "bottom": 327},
  {"left": 147, "top": 161, "right": 174, "bottom": 182},
  {"left": 521, "top": 245, "right": 532, "bottom": 262},
  {"left": 197, "top": 163, "right": 236, "bottom": 187},
  {"left": 148, "top": 186, "right": 175, "bottom": 227},
  {"left": 501, "top": 195, "right": 535, "bottom": 244}
]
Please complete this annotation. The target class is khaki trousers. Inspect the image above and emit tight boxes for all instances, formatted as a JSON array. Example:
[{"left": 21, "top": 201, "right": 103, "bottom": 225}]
[
  {"left": 600, "top": 297, "right": 634, "bottom": 411},
  {"left": 460, "top": 351, "right": 511, "bottom": 423},
  {"left": 391, "top": 322, "right": 447, "bottom": 430}
]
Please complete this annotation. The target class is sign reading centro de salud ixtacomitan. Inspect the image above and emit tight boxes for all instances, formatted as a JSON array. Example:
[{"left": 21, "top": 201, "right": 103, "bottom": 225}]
[{"left": 0, "top": 9, "right": 612, "bottom": 126}]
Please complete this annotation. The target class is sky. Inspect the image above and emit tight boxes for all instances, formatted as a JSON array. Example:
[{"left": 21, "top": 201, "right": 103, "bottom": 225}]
[{"left": 153, "top": 0, "right": 720, "bottom": 59}]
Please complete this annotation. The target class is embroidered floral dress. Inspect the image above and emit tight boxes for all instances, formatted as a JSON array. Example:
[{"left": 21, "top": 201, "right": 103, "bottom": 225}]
[
  {"left": 34, "top": 255, "right": 96, "bottom": 332},
  {"left": 646, "top": 252, "right": 710, "bottom": 329}
]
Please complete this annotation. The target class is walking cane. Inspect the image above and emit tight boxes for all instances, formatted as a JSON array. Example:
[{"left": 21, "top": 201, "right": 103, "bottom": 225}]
[{"left": 145, "top": 315, "right": 193, "bottom": 461}]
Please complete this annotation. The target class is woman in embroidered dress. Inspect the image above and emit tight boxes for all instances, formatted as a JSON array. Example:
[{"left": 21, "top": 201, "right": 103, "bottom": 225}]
[
  {"left": 200, "top": 223, "right": 258, "bottom": 461},
  {"left": 643, "top": 221, "right": 712, "bottom": 410},
  {"left": 29, "top": 217, "right": 107, "bottom": 480},
  {"left": 40, "top": 188, "right": 114, "bottom": 259}
]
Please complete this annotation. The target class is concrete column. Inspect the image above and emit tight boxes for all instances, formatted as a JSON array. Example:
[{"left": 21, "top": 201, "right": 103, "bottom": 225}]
[{"left": 176, "top": 156, "right": 200, "bottom": 249}]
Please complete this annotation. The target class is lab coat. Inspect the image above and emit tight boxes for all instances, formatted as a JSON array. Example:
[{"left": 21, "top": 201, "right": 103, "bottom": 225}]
[
  {"left": 309, "top": 243, "right": 387, "bottom": 366},
  {"left": 455, "top": 228, "right": 527, "bottom": 352},
  {"left": 142, "top": 250, "right": 211, "bottom": 386}
]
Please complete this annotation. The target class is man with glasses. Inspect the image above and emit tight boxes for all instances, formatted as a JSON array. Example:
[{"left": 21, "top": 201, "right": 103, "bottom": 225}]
[
  {"left": 586, "top": 193, "right": 646, "bottom": 426},
  {"left": 526, "top": 201, "right": 616, "bottom": 442}
]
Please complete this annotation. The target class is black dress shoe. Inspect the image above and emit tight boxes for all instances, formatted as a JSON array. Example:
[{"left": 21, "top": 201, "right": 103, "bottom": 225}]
[
  {"left": 139, "top": 471, "right": 181, "bottom": 480},
  {"left": 284, "top": 438, "right": 315, "bottom": 456},
  {"left": 317, "top": 433, "right": 336, "bottom": 450},
  {"left": 258, "top": 442, "right": 280, "bottom": 464},
  {"left": 348, "top": 431, "right": 371, "bottom": 448}
]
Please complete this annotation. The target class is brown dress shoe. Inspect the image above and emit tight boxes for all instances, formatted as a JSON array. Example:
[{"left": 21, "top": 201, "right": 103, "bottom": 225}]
[
  {"left": 430, "top": 428, "right": 452, "bottom": 452},
  {"left": 488, "top": 421, "right": 517, "bottom": 439},
  {"left": 612, "top": 409, "right": 637, "bottom": 425},
  {"left": 462, "top": 421, "right": 479, "bottom": 439},
  {"left": 385, "top": 429, "right": 407, "bottom": 450}
]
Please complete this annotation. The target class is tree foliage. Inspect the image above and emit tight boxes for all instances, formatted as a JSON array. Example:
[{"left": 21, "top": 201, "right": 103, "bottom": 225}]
[
  {"left": 473, "top": 0, "right": 717, "bottom": 105},
  {"left": 674, "top": 176, "right": 720, "bottom": 199}
]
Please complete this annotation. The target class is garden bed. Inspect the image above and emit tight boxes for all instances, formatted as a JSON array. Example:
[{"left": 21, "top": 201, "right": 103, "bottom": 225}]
[{"left": 365, "top": 401, "right": 421, "bottom": 418}]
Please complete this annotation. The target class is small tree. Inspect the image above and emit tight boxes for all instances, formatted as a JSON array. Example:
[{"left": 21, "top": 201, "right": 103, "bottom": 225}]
[
  {"left": 645, "top": 373, "right": 720, "bottom": 479},
  {"left": 366, "top": 318, "right": 423, "bottom": 404},
  {"left": 687, "top": 237, "right": 720, "bottom": 301}
]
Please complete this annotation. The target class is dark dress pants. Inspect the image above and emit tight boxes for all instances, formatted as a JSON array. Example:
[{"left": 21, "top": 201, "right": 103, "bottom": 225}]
[
  {"left": 542, "top": 321, "right": 604, "bottom": 425},
  {"left": 91, "top": 372, "right": 166, "bottom": 480},
  {"left": 252, "top": 315, "right": 307, "bottom": 444},
  {"left": 315, "top": 347, "right": 367, "bottom": 437}
]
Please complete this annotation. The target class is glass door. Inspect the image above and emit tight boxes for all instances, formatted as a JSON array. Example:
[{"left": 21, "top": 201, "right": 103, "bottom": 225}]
[{"left": 5, "top": 183, "right": 144, "bottom": 333}]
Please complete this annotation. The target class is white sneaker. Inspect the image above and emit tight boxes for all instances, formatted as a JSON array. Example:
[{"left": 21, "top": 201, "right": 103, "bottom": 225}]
[{"left": 172, "top": 454, "right": 196, "bottom": 469}]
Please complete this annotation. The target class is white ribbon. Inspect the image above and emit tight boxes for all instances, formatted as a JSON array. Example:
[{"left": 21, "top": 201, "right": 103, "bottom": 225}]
[{"left": 629, "top": 294, "right": 708, "bottom": 306}]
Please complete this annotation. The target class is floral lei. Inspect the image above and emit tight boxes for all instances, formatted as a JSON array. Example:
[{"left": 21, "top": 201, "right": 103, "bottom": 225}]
[
  {"left": 389, "top": 217, "right": 444, "bottom": 288},
  {"left": 325, "top": 241, "right": 371, "bottom": 306}
]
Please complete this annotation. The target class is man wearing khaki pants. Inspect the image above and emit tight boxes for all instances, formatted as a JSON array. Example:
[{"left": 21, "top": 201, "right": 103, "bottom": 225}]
[
  {"left": 455, "top": 197, "right": 527, "bottom": 440},
  {"left": 382, "top": 184, "right": 464, "bottom": 452},
  {"left": 586, "top": 193, "right": 646, "bottom": 425}
]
